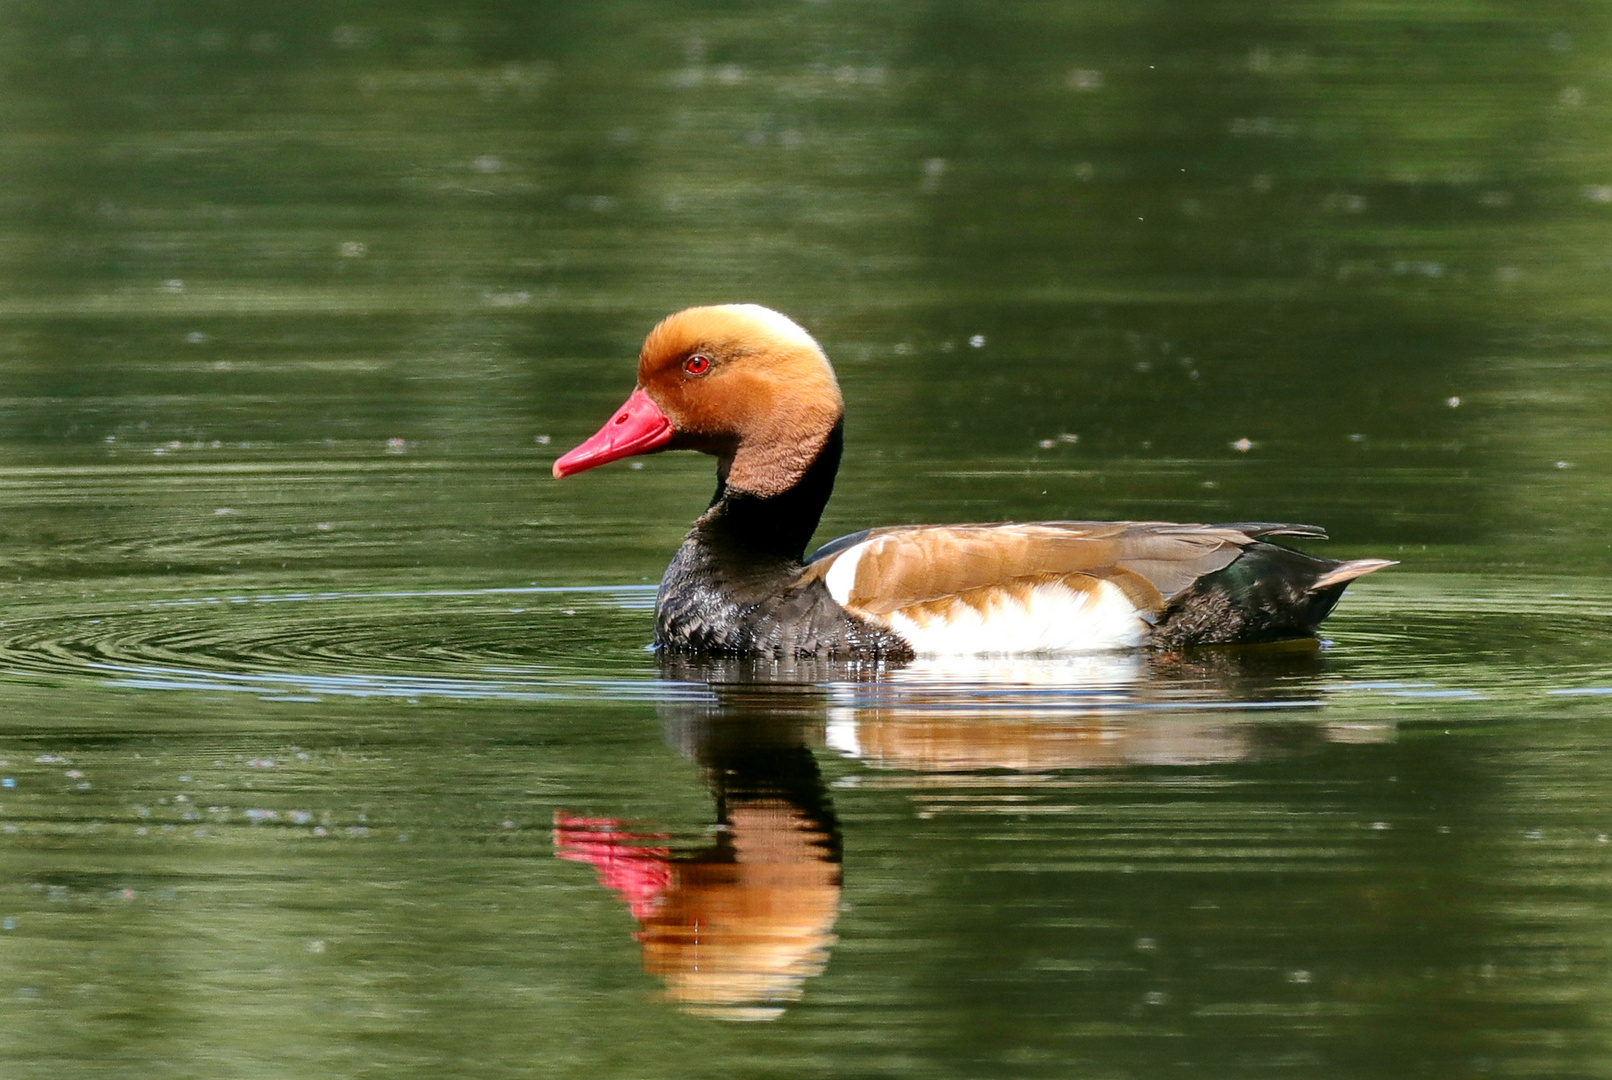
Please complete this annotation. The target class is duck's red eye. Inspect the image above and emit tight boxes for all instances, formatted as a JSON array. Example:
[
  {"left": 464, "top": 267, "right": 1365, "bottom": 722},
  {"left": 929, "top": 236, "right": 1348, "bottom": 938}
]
[{"left": 683, "top": 354, "right": 711, "bottom": 376}]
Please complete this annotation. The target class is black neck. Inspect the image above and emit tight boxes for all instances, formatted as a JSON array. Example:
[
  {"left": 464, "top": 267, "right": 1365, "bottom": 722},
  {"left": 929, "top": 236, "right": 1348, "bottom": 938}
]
[{"left": 697, "top": 421, "right": 843, "bottom": 563}]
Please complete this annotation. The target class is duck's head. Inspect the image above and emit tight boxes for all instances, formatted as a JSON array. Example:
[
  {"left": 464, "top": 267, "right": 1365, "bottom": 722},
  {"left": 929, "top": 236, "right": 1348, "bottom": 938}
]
[{"left": 553, "top": 304, "right": 844, "bottom": 498}]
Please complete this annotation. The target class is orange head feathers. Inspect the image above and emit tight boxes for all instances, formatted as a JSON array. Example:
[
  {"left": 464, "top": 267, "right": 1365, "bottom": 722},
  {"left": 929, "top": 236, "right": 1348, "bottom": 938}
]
[{"left": 554, "top": 305, "right": 845, "bottom": 498}]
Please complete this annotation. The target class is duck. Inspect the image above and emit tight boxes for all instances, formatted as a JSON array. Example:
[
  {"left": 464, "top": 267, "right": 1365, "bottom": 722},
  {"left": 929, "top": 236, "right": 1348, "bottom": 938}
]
[{"left": 552, "top": 304, "right": 1393, "bottom": 660}]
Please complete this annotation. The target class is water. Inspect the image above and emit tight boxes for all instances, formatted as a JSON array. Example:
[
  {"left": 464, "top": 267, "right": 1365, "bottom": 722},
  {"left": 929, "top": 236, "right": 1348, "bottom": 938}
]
[{"left": 2, "top": 2, "right": 1612, "bottom": 1076}]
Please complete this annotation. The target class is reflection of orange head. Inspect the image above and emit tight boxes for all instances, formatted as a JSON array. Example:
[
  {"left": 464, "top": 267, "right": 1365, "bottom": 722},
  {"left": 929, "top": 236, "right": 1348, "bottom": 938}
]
[
  {"left": 639, "top": 803, "right": 840, "bottom": 1020},
  {"left": 555, "top": 803, "right": 841, "bottom": 1021}
]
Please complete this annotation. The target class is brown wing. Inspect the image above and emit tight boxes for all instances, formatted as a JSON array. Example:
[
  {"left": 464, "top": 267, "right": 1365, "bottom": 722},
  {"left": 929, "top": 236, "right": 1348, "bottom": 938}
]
[{"left": 803, "top": 521, "right": 1276, "bottom": 619}]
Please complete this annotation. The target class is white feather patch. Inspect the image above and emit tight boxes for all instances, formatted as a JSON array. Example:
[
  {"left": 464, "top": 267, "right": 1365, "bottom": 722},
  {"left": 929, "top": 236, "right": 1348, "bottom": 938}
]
[
  {"left": 884, "top": 578, "right": 1149, "bottom": 655},
  {"left": 824, "top": 537, "right": 1148, "bottom": 655},
  {"left": 822, "top": 542, "right": 865, "bottom": 608}
]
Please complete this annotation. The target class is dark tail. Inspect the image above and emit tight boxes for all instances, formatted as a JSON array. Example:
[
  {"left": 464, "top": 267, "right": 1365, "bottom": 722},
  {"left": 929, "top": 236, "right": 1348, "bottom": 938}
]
[{"left": 1153, "top": 544, "right": 1394, "bottom": 648}]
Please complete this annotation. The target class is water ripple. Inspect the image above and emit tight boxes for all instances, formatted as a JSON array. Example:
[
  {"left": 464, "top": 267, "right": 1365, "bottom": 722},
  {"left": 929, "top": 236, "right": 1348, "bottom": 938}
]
[
  {"left": 0, "top": 574, "right": 1607, "bottom": 711},
  {"left": 0, "top": 583, "right": 683, "bottom": 703}
]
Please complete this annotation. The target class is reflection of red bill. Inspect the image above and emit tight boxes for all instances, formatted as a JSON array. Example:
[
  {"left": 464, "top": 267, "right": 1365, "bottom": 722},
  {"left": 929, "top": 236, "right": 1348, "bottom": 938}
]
[{"left": 552, "top": 812, "right": 671, "bottom": 921}]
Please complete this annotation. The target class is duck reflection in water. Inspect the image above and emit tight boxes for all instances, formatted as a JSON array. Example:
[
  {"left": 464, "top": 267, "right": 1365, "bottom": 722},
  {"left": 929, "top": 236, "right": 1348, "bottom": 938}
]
[
  {"left": 555, "top": 647, "right": 1393, "bottom": 1019},
  {"left": 819, "top": 645, "right": 1395, "bottom": 772},
  {"left": 554, "top": 690, "right": 842, "bottom": 1022}
]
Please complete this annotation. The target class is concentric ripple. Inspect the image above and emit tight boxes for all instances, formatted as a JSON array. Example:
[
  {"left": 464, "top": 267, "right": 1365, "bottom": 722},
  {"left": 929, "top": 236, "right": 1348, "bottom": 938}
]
[
  {"left": 0, "top": 583, "right": 700, "bottom": 704},
  {"left": 0, "top": 573, "right": 1608, "bottom": 711}
]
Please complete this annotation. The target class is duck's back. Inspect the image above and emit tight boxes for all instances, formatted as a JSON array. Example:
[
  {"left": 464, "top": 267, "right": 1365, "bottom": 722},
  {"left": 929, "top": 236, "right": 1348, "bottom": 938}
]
[{"left": 802, "top": 521, "right": 1391, "bottom": 654}]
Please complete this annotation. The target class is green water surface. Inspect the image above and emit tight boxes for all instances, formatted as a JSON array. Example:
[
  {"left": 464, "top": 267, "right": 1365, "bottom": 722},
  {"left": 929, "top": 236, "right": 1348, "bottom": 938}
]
[{"left": 2, "top": 2, "right": 1612, "bottom": 1077}]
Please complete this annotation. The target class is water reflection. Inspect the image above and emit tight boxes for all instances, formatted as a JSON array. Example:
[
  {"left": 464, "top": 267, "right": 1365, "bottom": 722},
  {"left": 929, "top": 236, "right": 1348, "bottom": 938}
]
[
  {"left": 828, "top": 648, "right": 1394, "bottom": 773},
  {"left": 559, "top": 648, "right": 1398, "bottom": 1019},
  {"left": 556, "top": 700, "right": 842, "bottom": 1020}
]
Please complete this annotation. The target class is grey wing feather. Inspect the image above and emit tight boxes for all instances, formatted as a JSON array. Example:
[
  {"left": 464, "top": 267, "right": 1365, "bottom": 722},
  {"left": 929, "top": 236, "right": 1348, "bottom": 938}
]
[
  {"left": 1216, "top": 522, "right": 1329, "bottom": 541},
  {"left": 805, "top": 528, "right": 877, "bottom": 565}
]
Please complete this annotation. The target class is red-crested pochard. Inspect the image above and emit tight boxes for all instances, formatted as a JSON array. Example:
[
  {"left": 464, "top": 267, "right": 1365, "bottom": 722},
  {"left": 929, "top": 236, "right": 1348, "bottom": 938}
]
[{"left": 553, "top": 304, "right": 1393, "bottom": 659}]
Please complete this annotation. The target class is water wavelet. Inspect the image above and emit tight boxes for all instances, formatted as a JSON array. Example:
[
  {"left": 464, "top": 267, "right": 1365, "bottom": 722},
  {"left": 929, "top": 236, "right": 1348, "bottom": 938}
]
[
  {"left": 2, "top": 573, "right": 1606, "bottom": 711},
  {"left": 0, "top": 584, "right": 673, "bottom": 702}
]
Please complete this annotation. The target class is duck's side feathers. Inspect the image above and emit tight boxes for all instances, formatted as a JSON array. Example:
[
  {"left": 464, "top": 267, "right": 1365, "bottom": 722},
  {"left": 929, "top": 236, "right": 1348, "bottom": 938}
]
[
  {"left": 810, "top": 522, "right": 1261, "bottom": 616},
  {"left": 809, "top": 522, "right": 1294, "bottom": 655},
  {"left": 807, "top": 522, "right": 1391, "bottom": 654},
  {"left": 1308, "top": 558, "right": 1397, "bottom": 592}
]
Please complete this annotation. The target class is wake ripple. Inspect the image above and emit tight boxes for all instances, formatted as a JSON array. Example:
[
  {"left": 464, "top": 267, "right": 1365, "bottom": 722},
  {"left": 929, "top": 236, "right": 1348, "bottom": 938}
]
[{"left": 0, "top": 583, "right": 702, "bottom": 703}]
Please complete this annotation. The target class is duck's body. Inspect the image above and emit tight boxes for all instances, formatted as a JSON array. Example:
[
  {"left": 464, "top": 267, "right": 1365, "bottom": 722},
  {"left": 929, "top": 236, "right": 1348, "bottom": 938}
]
[{"left": 555, "top": 305, "right": 1391, "bottom": 659}]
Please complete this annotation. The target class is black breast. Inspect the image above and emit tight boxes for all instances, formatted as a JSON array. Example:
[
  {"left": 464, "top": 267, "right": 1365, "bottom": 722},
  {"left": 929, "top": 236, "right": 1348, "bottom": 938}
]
[
  {"left": 655, "top": 527, "right": 912, "bottom": 659},
  {"left": 652, "top": 422, "right": 912, "bottom": 660}
]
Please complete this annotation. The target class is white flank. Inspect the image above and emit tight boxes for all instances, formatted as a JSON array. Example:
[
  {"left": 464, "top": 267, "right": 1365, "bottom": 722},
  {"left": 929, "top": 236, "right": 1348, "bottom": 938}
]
[
  {"left": 823, "top": 536, "right": 1149, "bottom": 655},
  {"left": 885, "top": 578, "right": 1149, "bottom": 655}
]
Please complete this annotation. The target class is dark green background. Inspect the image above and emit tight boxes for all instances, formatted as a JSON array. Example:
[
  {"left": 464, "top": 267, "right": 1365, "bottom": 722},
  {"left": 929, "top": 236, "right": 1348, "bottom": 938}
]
[{"left": 1, "top": 2, "right": 1610, "bottom": 1077}]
